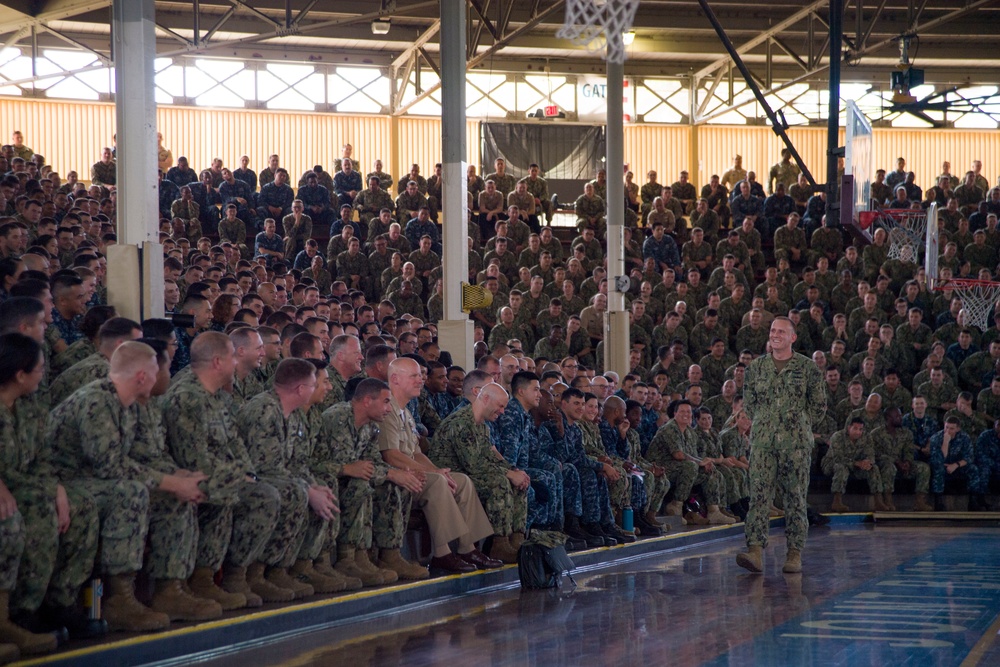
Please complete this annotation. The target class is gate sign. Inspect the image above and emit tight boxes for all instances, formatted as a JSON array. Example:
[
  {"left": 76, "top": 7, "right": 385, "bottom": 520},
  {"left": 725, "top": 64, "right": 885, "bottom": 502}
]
[{"left": 577, "top": 76, "right": 635, "bottom": 123}]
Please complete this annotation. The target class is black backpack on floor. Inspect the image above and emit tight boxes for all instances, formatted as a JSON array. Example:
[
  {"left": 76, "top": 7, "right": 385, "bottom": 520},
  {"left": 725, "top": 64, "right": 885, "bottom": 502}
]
[{"left": 517, "top": 530, "right": 576, "bottom": 590}]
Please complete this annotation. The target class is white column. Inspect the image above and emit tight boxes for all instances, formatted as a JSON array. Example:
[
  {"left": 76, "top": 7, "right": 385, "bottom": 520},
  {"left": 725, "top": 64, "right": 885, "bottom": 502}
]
[
  {"left": 604, "top": 55, "right": 630, "bottom": 378},
  {"left": 108, "top": 0, "right": 163, "bottom": 321},
  {"left": 436, "top": 0, "right": 474, "bottom": 369}
]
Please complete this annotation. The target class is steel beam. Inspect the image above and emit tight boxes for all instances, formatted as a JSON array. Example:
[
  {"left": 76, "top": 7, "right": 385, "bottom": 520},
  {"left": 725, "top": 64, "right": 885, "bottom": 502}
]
[{"left": 696, "top": 0, "right": 817, "bottom": 187}]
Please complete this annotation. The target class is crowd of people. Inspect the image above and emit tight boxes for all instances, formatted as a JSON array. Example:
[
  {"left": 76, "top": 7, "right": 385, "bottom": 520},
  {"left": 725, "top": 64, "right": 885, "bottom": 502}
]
[{"left": 2, "top": 127, "right": 1000, "bottom": 661}]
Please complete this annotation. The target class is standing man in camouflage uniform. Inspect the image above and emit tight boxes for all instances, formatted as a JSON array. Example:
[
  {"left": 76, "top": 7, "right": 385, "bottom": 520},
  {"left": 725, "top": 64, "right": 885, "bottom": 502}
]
[
  {"left": 429, "top": 382, "right": 530, "bottom": 563},
  {"left": 738, "top": 316, "right": 826, "bottom": 574},
  {"left": 161, "top": 333, "right": 281, "bottom": 610},
  {"left": 49, "top": 342, "right": 210, "bottom": 631}
]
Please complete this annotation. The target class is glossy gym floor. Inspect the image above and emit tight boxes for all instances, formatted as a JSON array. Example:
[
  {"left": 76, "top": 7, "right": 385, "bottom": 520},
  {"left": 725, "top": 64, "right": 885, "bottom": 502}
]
[{"left": 193, "top": 524, "right": 1000, "bottom": 667}]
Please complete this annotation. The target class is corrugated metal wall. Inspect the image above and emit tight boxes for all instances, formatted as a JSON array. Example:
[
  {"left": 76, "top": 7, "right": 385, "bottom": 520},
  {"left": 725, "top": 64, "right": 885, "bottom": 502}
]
[
  {"left": 6, "top": 96, "right": 1000, "bottom": 191},
  {"left": 623, "top": 124, "right": 691, "bottom": 184},
  {"left": 873, "top": 128, "right": 1000, "bottom": 191}
]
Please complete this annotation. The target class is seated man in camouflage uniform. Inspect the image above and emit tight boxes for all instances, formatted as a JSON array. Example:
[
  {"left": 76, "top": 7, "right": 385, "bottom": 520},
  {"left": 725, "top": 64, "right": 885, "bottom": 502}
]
[
  {"left": 928, "top": 416, "right": 983, "bottom": 511},
  {"left": 646, "top": 399, "right": 735, "bottom": 525},
  {"left": 870, "top": 407, "right": 933, "bottom": 511},
  {"left": 161, "top": 332, "right": 281, "bottom": 610},
  {"left": 316, "top": 377, "right": 422, "bottom": 585},
  {"left": 235, "top": 358, "right": 343, "bottom": 598},
  {"left": 821, "top": 418, "right": 887, "bottom": 513},
  {"left": 49, "top": 342, "right": 213, "bottom": 632},
  {"left": 429, "top": 381, "right": 530, "bottom": 563}
]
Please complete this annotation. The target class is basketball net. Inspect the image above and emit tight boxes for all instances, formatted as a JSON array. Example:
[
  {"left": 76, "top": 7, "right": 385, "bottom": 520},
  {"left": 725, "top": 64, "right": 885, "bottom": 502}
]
[
  {"left": 941, "top": 281, "right": 1000, "bottom": 332},
  {"left": 557, "top": 0, "right": 640, "bottom": 64},
  {"left": 880, "top": 210, "right": 927, "bottom": 263}
]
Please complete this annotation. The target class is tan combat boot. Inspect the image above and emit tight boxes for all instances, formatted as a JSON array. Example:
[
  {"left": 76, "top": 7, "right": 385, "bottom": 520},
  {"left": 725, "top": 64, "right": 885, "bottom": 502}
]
[
  {"left": 334, "top": 547, "right": 382, "bottom": 587},
  {"left": 488, "top": 535, "right": 519, "bottom": 564},
  {"left": 314, "top": 553, "right": 362, "bottom": 591},
  {"left": 150, "top": 579, "right": 223, "bottom": 622},
  {"left": 246, "top": 563, "right": 294, "bottom": 603},
  {"left": 376, "top": 549, "right": 429, "bottom": 581},
  {"left": 290, "top": 559, "right": 346, "bottom": 594},
  {"left": 830, "top": 493, "right": 850, "bottom": 513},
  {"left": 783, "top": 548, "right": 803, "bottom": 573},
  {"left": 882, "top": 492, "right": 897, "bottom": 511},
  {"left": 265, "top": 567, "right": 314, "bottom": 599},
  {"left": 357, "top": 549, "right": 398, "bottom": 584},
  {"left": 684, "top": 509, "right": 710, "bottom": 526},
  {"left": 0, "top": 590, "right": 56, "bottom": 655},
  {"left": 643, "top": 510, "right": 665, "bottom": 528},
  {"left": 664, "top": 500, "right": 684, "bottom": 516},
  {"left": 913, "top": 493, "right": 934, "bottom": 512},
  {"left": 102, "top": 574, "right": 171, "bottom": 633},
  {"left": 196, "top": 566, "right": 252, "bottom": 610},
  {"left": 736, "top": 546, "right": 764, "bottom": 573},
  {"left": 706, "top": 505, "right": 737, "bottom": 525}
]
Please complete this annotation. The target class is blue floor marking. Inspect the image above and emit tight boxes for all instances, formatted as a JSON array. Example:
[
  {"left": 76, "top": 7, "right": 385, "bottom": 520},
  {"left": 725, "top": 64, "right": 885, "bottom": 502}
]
[{"left": 705, "top": 532, "right": 1000, "bottom": 667}]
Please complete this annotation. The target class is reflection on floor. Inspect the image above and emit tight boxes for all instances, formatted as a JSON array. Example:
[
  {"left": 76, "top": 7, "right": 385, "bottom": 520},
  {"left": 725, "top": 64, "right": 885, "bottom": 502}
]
[{"left": 197, "top": 525, "right": 1000, "bottom": 667}]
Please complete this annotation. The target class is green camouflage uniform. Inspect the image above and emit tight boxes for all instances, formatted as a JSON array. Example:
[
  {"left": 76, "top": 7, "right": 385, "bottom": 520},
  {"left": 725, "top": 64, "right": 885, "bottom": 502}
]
[
  {"left": 821, "top": 429, "right": 886, "bottom": 494},
  {"left": 316, "top": 403, "right": 409, "bottom": 550},
  {"left": 395, "top": 192, "right": 428, "bottom": 224},
  {"left": 48, "top": 379, "right": 157, "bottom": 576},
  {"left": 3, "top": 396, "right": 97, "bottom": 613},
  {"left": 49, "top": 353, "right": 109, "bottom": 406},
  {"left": 743, "top": 353, "right": 826, "bottom": 550},
  {"left": 646, "top": 420, "right": 724, "bottom": 505},
  {"left": 161, "top": 371, "right": 280, "bottom": 570},
  {"left": 354, "top": 188, "right": 395, "bottom": 226},
  {"left": 719, "top": 426, "right": 751, "bottom": 500},
  {"left": 581, "top": 421, "right": 630, "bottom": 511},
  {"left": 131, "top": 401, "right": 199, "bottom": 580},
  {"left": 429, "top": 406, "right": 527, "bottom": 536},
  {"left": 485, "top": 172, "right": 517, "bottom": 198},
  {"left": 869, "top": 425, "right": 930, "bottom": 493},
  {"left": 773, "top": 225, "right": 807, "bottom": 264},
  {"left": 698, "top": 428, "right": 744, "bottom": 505},
  {"left": 236, "top": 391, "right": 314, "bottom": 568},
  {"left": 574, "top": 195, "right": 606, "bottom": 235},
  {"left": 51, "top": 337, "right": 96, "bottom": 377}
]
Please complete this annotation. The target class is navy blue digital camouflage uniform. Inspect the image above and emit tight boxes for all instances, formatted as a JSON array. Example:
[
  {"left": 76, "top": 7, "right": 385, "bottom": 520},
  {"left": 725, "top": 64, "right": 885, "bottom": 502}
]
[
  {"left": 542, "top": 415, "right": 614, "bottom": 525},
  {"left": 491, "top": 398, "right": 560, "bottom": 529}
]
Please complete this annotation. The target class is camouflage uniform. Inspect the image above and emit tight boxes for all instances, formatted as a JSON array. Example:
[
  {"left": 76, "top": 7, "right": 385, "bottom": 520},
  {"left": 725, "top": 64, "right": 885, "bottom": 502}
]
[
  {"left": 927, "top": 430, "right": 981, "bottom": 494},
  {"left": 772, "top": 225, "right": 807, "bottom": 264},
  {"left": 542, "top": 416, "right": 613, "bottom": 526},
  {"left": 51, "top": 337, "right": 97, "bottom": 377},
  {"left": 583, "top": 421, "right": 630, "bottom": 512},
  {"left": 646, "top": 420, "right": 724, "bottom": 505},
  {"left": 131, "top": 401, "right": 199, "bottom": 580},
  {"left": 48, "top": 379, "right": 158, "bottom": 576},
  {"left": 49, "top": 353, "right": 109, "bottom": 406},
  {"left": 719, "top": 426, "right": 751, "bottom": 500},
  {"left": 429, "top": 406, "right": 527, "bottom": 535},
  {"left": 821, "top": 430, "right": 886, "bottom": 494},
  {"left": 236, "top": 391, "right": 315, "bottom": 568},
  {"left": 697, "top": 428, "right": 744, "bottom": 506},
  {"left": 870, "top": 425, "right": 930, "bottom": 494},
  {"left": 3, "top": 396, "right": 98, "bottom": 614},
  {"left": 522, "top": 176, "right": 552, "bottom": 223},
  {"left": 354, "top": 188, "right": 394, "bottom": 226},
  {"left": 743, "top": 352, "right": 826, "bottom": 550},
  {"left": 395, "top": 192, "right": 428, "bottom": 225},
  {"left": 316, "top": 403, "right": 409, "bottom": 550},
  {"left": 161, "top": 372, "right": 280, "bottom": 570},
  {"left": 485, "top": 172, "right": 517, "bottom": 199},
  {"left": 600, "top": 419, "right": 659, "bottom": 514},
  {"left": 574, "top": 195, "right": 606, "bottom": 235}
]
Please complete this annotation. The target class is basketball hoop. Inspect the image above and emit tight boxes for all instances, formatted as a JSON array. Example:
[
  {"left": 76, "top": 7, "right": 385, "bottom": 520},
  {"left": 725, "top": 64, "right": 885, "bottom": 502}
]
[
  {"left": 932, "top": 278, "right": 1000, "bottom": 331},
  {"left": 557, "top": 0, "right": 640, "bottom": 64},
  {"left": 869, "top": 208, "right": 927, "bottom": 263}
]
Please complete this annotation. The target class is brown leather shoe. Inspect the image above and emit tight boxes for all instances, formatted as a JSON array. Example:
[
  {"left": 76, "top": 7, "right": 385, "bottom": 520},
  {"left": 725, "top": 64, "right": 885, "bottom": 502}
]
[
  {"left": 428, "top": 553, "right": 476, "bottom": 574},
  {"left": 459, "top": 549, "right": 504, "bottom": 569}
]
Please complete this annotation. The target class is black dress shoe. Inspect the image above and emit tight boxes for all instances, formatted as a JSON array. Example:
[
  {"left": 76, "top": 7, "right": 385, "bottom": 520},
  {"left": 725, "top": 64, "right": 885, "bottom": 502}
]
[
  {"left": 565, "top": 537, "right": 588, "bottom": 552},
  {"left": 459, "top": 549, "right": 504, "bottom": 569},
  {"left": 634, "top": 516, "right": 662, "bottom": 537},
  {"left": 603, "top": 522, "right": 637, "bottom": 544},
  {"left": 430, "top": 553, "right": 477, "bottom": 574},
  {"left": 583, "top": 522, "right": 615, "bottom": 546}
]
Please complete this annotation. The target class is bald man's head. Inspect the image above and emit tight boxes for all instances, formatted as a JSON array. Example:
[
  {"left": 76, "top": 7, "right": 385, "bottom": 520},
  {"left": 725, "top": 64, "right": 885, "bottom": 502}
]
[
  {"left": 190, "top": 331, "right": 233, "bottom": 367},
  {"left": 604, "top": 395, "right": 625, "bottom": 417}
]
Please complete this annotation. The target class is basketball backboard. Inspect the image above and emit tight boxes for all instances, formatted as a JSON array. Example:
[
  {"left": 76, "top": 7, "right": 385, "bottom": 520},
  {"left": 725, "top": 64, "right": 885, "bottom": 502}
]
[{"left": 845, "top": 100, "right": 874, "bottom": 224}]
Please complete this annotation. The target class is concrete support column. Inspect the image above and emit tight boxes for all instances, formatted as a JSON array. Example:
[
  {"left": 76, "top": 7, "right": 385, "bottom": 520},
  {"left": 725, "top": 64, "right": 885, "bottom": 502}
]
[
  {"left": 109, "top": 0, "right": 163, "bottom": 321},
  {"left": 436, "top": 0, "right": 474, "bottom": 370},
  {"left": 604, "top": 57, "right": 629, "bottom": 379}
]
